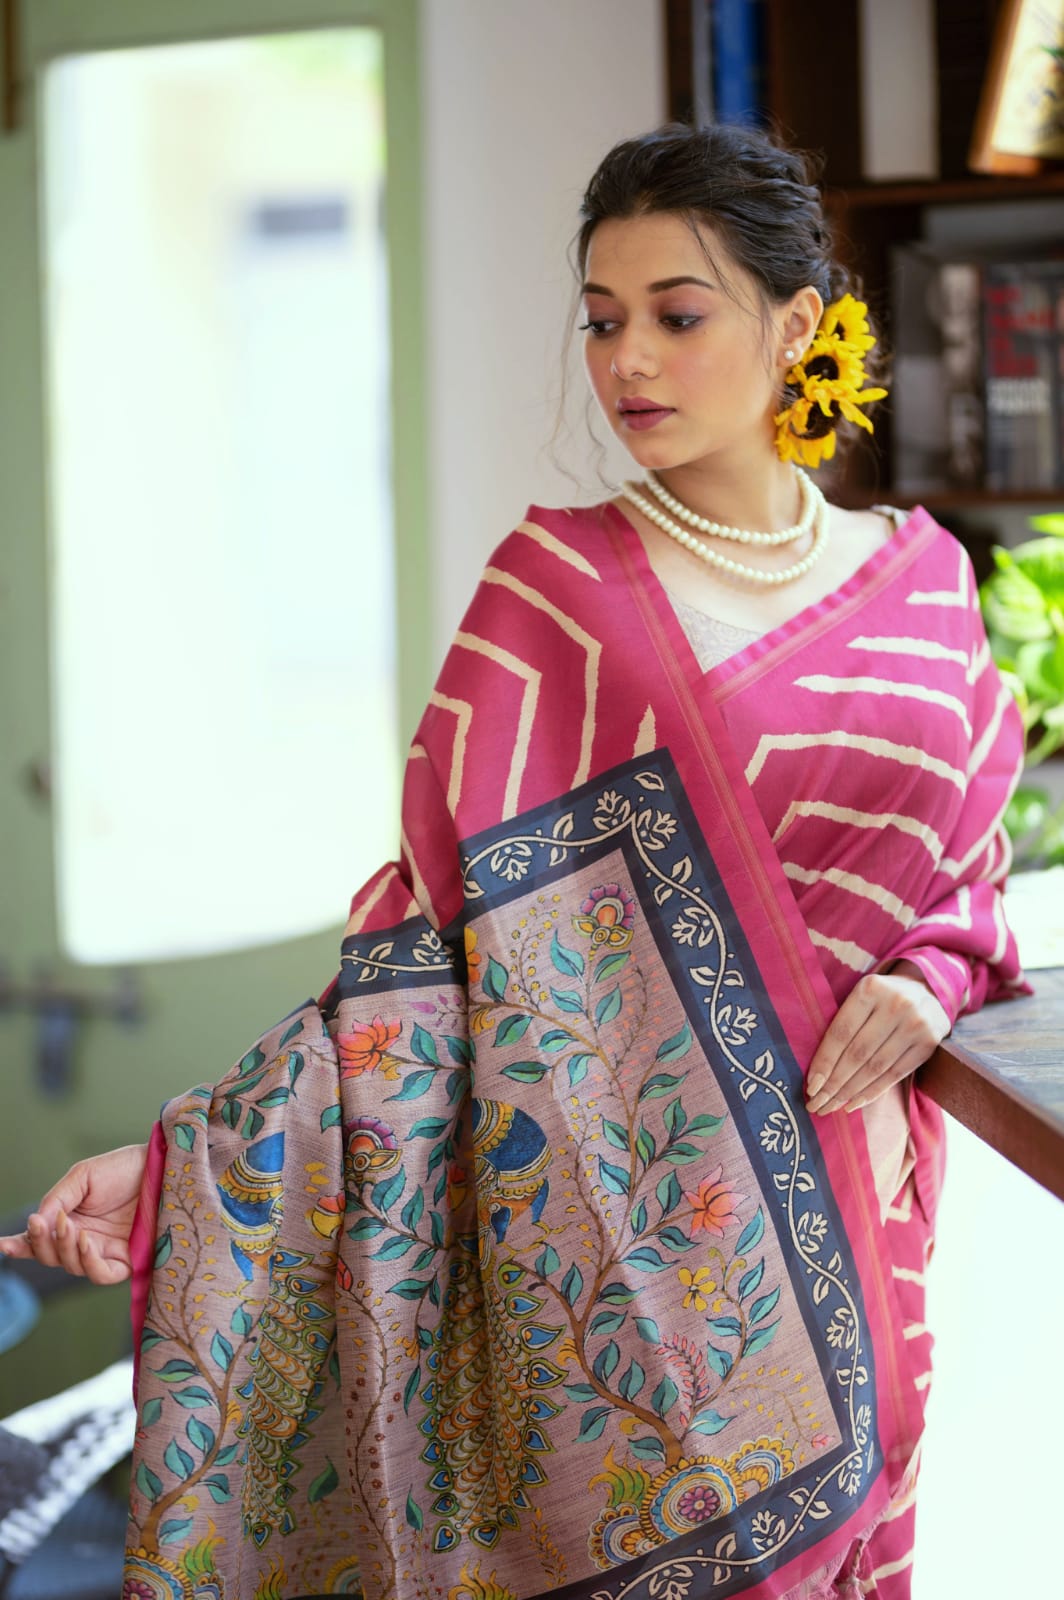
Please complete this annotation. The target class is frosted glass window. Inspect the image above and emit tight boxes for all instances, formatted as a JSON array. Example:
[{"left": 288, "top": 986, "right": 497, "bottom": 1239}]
[{"left": 42, "top": 31, "right": 400, "bottom": 963}]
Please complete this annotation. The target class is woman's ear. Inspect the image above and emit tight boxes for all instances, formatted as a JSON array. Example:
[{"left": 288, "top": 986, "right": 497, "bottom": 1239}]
[{"left": 779, "top": 286, "right": 823, "bottom": 363}]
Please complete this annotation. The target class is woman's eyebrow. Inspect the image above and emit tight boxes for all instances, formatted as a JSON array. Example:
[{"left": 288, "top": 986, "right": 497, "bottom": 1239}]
[{"left": 580, "top": 275, "right": 715, "bottom": 296}]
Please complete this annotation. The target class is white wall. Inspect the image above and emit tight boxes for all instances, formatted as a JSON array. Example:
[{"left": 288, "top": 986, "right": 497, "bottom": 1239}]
[{"left": 419, "top": 0, "right": 665, "bottom": 657}]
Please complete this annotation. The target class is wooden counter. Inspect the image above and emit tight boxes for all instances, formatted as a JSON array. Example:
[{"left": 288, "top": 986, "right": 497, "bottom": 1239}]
[{"left": 921, "top": 967, "right": 1064, "bottom": 1202}]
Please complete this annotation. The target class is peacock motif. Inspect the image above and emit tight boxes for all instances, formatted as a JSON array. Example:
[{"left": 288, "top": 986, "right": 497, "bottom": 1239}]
[
  {"left": 236, "top": 1247, "right": 335, "bottom": 1548},
  {"left": 419, "top": 1240, "right": 566, "bottom": 1553},
  {"left": 471, "top": 1099, "right": 551, "bottom": 1245},
  {"left": 215, "top": 1133, "right": 286, "bottom": 1281}
]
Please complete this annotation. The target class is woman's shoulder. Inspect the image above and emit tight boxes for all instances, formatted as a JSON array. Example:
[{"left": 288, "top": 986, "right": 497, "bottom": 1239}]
[{"left": 484, "top": 500, "right": 620, "bottom": 583}]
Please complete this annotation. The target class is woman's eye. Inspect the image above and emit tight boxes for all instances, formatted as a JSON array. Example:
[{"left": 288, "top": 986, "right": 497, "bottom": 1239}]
[
  {"left": 578, "top": 319, "right": 616, "bottom": 337},
  {"left": 663, "top": 314, "right": 702, "bottom": 331}
]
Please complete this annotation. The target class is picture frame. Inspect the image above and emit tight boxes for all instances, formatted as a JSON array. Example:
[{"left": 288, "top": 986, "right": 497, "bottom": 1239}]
[{"left": 968, "top": 0, "right": 1064, "bottom": 174}]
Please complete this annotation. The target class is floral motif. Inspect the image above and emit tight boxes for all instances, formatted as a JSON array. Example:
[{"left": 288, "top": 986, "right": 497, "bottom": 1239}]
[
  {"left": 686, "top": 1166, "right": 745, "bottom": 1239},
  {"left": 343, "top": 1116, "right": 401, "bottom": 1186},
  {"left": 322, "top": 1555, "right": 364, "bottom": 1593},
  {"left": 489, "top": 841, "right": 533, "bottom": 882},
  {"left": 337, "top": 1016, "right": 402, "bottom": 1079},
  {"left": 677, "top": 1266, "right": 716, "bottom": 1312},
  {"left": 572, "top": 883, "right": 636, "bottom": 950},
  {"left": 123, "top": 1551, "right": 190, "bottom": 1600},
  {"left": 464, "top": 926, "right": 483, "bottom": 986}
]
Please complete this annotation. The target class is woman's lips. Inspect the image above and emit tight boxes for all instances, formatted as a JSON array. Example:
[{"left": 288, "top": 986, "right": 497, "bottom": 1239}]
[{"left": 620, "top": 407, "right": 675, "bottom": 431}]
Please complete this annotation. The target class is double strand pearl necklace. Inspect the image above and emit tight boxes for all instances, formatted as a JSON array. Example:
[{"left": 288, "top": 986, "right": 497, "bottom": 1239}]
[
  {"left": 645, "top": 466, "right": 815, "bottom": 545},
  {"left": 620, "top": 469, "right": 830, "bottom": 587}
]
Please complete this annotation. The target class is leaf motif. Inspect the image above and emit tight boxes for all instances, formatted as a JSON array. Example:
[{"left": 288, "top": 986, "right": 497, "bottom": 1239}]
[
  {"left": 601, "top": 1117, "right": 629, "bottom": 1151},
  {"left": 401, "top": 1188, "right": 426, "bottom": 1230},
  {"left": 539, "top": 1028, "right": 572, "bottom": 1052},
  {"left": 535, "top": 1243, "right": 561, "bottom": 1277},
  {"left": 210, "top": 1333, "right": 234, "bottom": 1373},
  {"left": 390, "top": 1277, "right": 433, "bottom": 1301},
  {"left": 204, "top": 1474, "right": 232, "bottom": 1504},
  {"left": 629, "top": 1434, "right": 666, "bottom": 1461},
  {"left": 255, "top": 1087, "right": 290, "bottom": 1109},
  {"left": 687, "top": 1408, "right": 732, "bottom": 1435},
  {"left": 744, "top": 1319, "right": 780, "bottom": 1357},
  {"left": 550, "top": 987, "right": 584, "bottom": 1014},
  {"left": 624, "top": 1245, "right": 669, "bottom": 1273},
  {"left": 577, "top": 1406, "right": 611, "bottom": 1441},
  {"left": 588, "top": 1309, "right": 626, "bottom": 1337},
  {"left": 320, "top": 1102, "right": 342, "bottom": 1131},
  {"left": 650, "top": 1376, "right": 679, "bottom": 1418},
  {"left": 159, "top": 1516, "right": 194, "bottom": 1546},
  {"left": 153, "top": 1229, "right": 172, "bottom": 1269},
  {"left": 663, "top": 1099, "right": 687, "bottom": 1138},
  {"left": 635, "top": 770, "right": 665, "bottom": 791},
  {"left": 635, "top": 1126, "right": 656, "bottom": 1167},
  {"left": 595, "top": 987, "right": 622, "bottom": 1026},
  {"left": 136, "top": 1462, "right": 163, "bottom": 1503},
  {"left": 635, "top": 1316, "right": 661, "bottom": 1344},
  {"left": 749, "top": 1286, "right": 781, "bottom": 1326},
  {"left": 551, "top": 931, "right": 585, "bottom": 977},
  {"left": 371, "top": 1235, "right": 417, "bottom": 1261},
  {"left": 592, "top": 1340, "right": 620, "bottom": 1382},
  {"left": 671, "top": 855, "right": 692, "bottom": 883},
  {"left": 141, "top": 1398, "right": 163, "bottom": 1427},
  {"left": 174, "top": 1124, "right": 195, "bottom": 1153},
  {"left": 385, "top": 1069, "right": 437, "bottom": 1103},
  {"left": 705, "top": 1345, "right": 733, "bottom": 1380},
  {"left": 704, "top": 1316, "right": 742, "bottom": 1339},
  {"left": 561, "top": 1263, "right": 584, "bottom": 1307},
  {"left": 309, "top": 1459, "right": 340, "bottom": 1503},
  {"left": 482, "top": 957, "right": 509, "bottom": 1002},
  {"left": 406, "top": 1490, "right": 424, "bottom": 1530},
  {"left": 657, "top": 1225, "right": 697, "bottom": 1253},
  {"left": 502, "top": 1060, "right": 550, "bottom": 1084},
  {"left": 685, "top": 1111, "right": 726, "bottom": 1137},
  {"left": 639, "top": 1072, "right": 683, "bottom": 1100},
  {"left": 738, "top": 1260, "right": 765, "bottom": 1302},
  {"left": 172, "top": 1387, "right": 213, "bottom": 1409},
  {"left": 372, "top": 1171, "right": 406, "bottom": 1211},
  {"left": 568, "top": 1054, "right": 591, "bottom": 1087},
  {"left": 186, "top": 1417, "right": 215, "bottom": 1456},
  {"left": 347, "top": 1216, "right": 386, "bottom": 1241},
  {"left": 618, "top": 1359, "right": 646, "bottom": 1401},
  {"left": 735, "top": 1207, "right": 765, "bottom": 1256},
  {"left": 656, "top": 1172, "right": 682, "bottom": 1216},
  {"left": 443, "top": 1034, "right": 472, "bottom": 1065},
  {"left": 598, "top": 1282, "right": 639, "bottom": 1304},
  {"left": 656, "top": 1021, "right": 692, "bottom": 1062},
  {"left": 164, "top": 1439, "right": 194, "bottom": 1481},
  {"left": 597, "top": 1156, "right": 629, "bottom": 1197},
  {"left": 408, "top": 1116, "right": 450, "bottom": 1140},
  {"left": 495, "top": 1013, "right": 532, "bottom": 1047},
  {"left": 630, "top": 1199, "right": 648, "bottom": 1237},
  {"left": 594, "top": 951, "right": 630, "bottom": 983},
  {"left": 563, "top": 1382, "right": 599, "bottom": 1402},
  {"left": 241, "top": 1107, "right": 265, "bottom": 1141},
  {"left": 403, "top": 1363, "right": 421, "bottom": 1413}
]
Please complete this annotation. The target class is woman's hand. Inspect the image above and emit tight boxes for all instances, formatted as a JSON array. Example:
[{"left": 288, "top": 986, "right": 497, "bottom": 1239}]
[
  {"left": 0, "top": 1143, "right": 149, "bottom": 1285},
  {"left": 805, "top": 961, "right": 951, "bottom": 1116}
]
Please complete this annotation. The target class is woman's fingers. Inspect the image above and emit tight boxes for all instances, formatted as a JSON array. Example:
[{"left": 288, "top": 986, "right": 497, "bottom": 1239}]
[
  {"left": 806, "top": 971, "right": 950, "bottom": 1116},
  {"left": 79, "top": 1230, "right": 131, "bottom": 1287},
  {"left": 52, "top": 1207, "right": 87, "bottom": 1276}
]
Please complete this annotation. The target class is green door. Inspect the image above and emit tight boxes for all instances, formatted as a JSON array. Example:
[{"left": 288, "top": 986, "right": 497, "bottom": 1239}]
[{"left": 0, "top": 0, "right": 427, "bottom": 1408}]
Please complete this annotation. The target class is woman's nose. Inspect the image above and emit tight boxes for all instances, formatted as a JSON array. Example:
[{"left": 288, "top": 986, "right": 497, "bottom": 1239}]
[{"left": 610, "top": 328, "right": 658, "bottom": 381}]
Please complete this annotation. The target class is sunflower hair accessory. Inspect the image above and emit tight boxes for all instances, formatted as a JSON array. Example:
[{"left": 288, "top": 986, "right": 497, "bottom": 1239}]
[{"left": 775, "top": 293, "right": 888, "bottom": 470}]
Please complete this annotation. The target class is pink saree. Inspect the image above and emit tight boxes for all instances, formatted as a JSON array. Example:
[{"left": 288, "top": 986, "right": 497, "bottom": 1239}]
[{"left": 123, "top": 502, "right": 1026, "bottom": 1600}]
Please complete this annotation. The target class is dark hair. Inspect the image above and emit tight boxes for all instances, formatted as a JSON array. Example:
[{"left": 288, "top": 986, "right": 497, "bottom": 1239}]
[{"left": 556, "top": 121, "right": 884, "bottom": 477}]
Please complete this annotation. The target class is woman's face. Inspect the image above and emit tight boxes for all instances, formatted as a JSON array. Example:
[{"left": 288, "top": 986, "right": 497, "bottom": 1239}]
[{"left": 580, "top": 212, "right": 788, "bottom": 475}]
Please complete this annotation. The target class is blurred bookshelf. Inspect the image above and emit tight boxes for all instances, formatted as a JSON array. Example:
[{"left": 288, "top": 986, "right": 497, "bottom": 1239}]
[{"left": 664, "top": 0, "right": 1064, "bottom": 567}]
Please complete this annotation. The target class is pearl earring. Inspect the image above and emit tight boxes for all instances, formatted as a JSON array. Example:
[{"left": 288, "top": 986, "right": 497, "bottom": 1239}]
[{"left": 784, "top": 348, "right": 796, "bottom": 361}]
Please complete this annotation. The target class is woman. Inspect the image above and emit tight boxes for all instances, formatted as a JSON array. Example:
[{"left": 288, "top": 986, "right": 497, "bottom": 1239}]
[{"left": 2, "top": 123, "right": 1026, "bottom": 1600}]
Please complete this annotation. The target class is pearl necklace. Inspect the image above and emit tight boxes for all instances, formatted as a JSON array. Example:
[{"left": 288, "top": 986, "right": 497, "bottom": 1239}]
[
  {"left": 620, "top": 474, "right": 830, "bottom": 587},
  {"left": 644, "top": 467, "right": 815, "bottom": 546}
]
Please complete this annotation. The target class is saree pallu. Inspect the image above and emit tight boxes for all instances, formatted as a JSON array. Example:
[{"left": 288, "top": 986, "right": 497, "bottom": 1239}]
[{"left": 124, "top": 503, "right": 1025, "bottom": 1600}]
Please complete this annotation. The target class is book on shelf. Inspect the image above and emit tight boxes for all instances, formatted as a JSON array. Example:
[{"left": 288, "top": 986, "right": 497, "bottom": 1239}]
[
  {"left": 709, "top": 0, "right": 766, "bottom": 126},
  {"left": 891, "top": 242, "right": 1064, "bottom": 497},
  {"left": 983, "top": 258, "right": 1064, "bottom": 492}
]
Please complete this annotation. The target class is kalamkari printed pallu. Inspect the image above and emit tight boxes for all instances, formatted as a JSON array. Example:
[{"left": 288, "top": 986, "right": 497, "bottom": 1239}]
[{"left": 123, "top": 501, "right": 1026, "bottom": 1600}]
